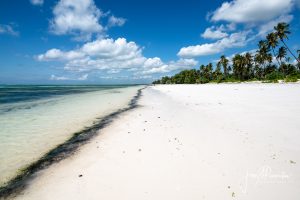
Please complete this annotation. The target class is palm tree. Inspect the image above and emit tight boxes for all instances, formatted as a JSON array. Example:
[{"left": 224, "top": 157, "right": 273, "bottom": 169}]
[
  {"left": 206, "top": 63, "right": 213, "bottom": 81},
  {"left": 214, "top": 62, "right": 222, "bottom": 81},
  {"left": 277, "top": 47, "right": 287, "bottom": 66},
  {"left": 258, "top": 41, "right": 272, "bottom": 66},
  {"left": 244, "top": 52, "right": 253, "bottom": 79},
  {"left": 232, "top": 54, "right": 245, "bottom": 80},
  {"left": 297, "top": 50, "right": 300, "bottom": 70},
  {"left": 254, "top": 53, "right": 265, "bottom": 79},
  {"left": 274, "top": 22, "right": 299, "bottom": 63},
  {"left": 218, "top": 55, "right": 229, "bottom": 78},
  {"left": 255, "top": 41, "right": 272, "bottom": 78},
  {"left": 199, "top": 65, "right": 205, "bottom": 76},
  {"left": 199, "top": 64, "right": 212, "bottom": 83},
  {"left": 266, "top": 32, "right": 280, "bottom": 66}
]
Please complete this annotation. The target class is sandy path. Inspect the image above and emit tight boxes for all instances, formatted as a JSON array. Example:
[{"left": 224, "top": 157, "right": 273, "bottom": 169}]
[{"left": 13, "top": 84, "right": 300, "bottom": 200}]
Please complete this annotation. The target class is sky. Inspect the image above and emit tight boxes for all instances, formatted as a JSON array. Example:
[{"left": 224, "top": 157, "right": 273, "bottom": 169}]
[{"left": 0, "top": 0, "right": 300, "bottom": 84}]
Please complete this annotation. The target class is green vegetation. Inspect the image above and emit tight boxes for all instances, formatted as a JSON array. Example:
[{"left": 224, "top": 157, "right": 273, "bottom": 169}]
[
  {"left": 153, "top": 23, "right": 300, "bottom": 84},
  {"left": 285, "top": 74, "right": 299, "bottom": 82}
]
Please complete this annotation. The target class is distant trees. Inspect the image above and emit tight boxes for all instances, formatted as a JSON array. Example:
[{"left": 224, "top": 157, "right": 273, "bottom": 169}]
[{"left": 153, "top": 22, "right": 300, "bottom": 84}]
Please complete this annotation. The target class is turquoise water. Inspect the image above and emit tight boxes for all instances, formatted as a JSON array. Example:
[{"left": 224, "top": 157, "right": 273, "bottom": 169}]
[{"left": 0, "top": 85, "right": 142, "bottom": 185}]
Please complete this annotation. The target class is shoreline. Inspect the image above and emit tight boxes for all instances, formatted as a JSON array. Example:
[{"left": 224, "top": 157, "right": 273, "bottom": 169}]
[
  {"left": 3, "top": 84, "right": 300, "bottom": 200},
  {"left": 0, "top": 86, "right": 146, "bottom": 199}
]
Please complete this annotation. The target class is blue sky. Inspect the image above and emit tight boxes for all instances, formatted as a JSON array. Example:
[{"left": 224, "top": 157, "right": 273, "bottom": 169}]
[{"left": 0, "top": 0, "right": 300, "bottom": 84}]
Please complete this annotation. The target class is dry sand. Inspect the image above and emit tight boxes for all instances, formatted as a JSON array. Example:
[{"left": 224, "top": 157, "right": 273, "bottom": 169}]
[{"left": 13, "top": 84, "right": 300, "bottom": 200}]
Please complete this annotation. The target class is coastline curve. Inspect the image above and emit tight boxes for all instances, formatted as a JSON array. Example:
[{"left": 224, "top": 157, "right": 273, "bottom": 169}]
[{"left": 0, "top": 86, "right": 146, "bottom": 199}]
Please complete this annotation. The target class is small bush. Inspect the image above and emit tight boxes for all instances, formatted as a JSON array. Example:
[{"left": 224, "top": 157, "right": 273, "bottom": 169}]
[
  {"left": 285, "top": 75, "right": 299, "bottom": 82},
  {"left": 265, "top": 72, "right": 284, "bottom": 81},
  {"left": 223, "top": 77, "right": 241, "bottom": 83},
  {"left": 199, "top": 77, "right": 209, "bottom": 84}
]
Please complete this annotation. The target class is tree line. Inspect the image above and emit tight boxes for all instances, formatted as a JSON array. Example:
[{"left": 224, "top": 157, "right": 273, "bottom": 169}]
[{"left": 153, "top": 23, "right": 300, "bottom": 84}]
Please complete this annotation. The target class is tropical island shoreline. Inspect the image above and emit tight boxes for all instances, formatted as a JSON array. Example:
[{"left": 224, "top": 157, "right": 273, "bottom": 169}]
[
  {"left": 153, "top": 23, "right": 300, "bottom": 85},
  {"left": 2, "top": 84, "right": 300, "bottom": 200},
  {"left": 2, "top": 0, "right": 300, "bottom": 199}
]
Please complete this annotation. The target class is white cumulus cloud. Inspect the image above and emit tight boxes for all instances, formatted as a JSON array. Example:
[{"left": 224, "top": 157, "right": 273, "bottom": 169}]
[
  {"left": 81, "top": 38, "right": 141, "bottom": 59},
  {"left": 178, "top": 0, "right": 299, "bottom": 58},
  {"left": 140, "top": 58, "right": 198, "bottom": 75},
  {"left": 37, "top": 49, "right": 85, "bottom": 61},
  {"left": 201, "top": 26, "right": 228, "bottom": 39},
  {"left": 258, "top": 15, "right": 293, "bottom": 37},
  {"left": 178, "top": 31, "right": 249, "bottom": 58},
  {"left": 37, "top": 37, "right": 198, "bottom": 76},
  {"left": 49, "top": 0, "right": 127, "bottom": 41},
  {"left": 211, "top": 0, "right": 294, "bottom": 23},
  {"left": 50, "top": 0, "right": 104, "bottom": 41}
]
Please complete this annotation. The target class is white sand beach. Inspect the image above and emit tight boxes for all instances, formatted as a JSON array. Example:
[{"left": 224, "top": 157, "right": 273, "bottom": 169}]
[{"left": 12, "top": 84, "right": 300, "bottom": 200}]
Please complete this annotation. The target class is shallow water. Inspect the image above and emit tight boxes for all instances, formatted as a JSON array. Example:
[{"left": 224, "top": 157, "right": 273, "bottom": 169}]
[{"left": 0, "top": 85, "right": 142, "bottom": 185}]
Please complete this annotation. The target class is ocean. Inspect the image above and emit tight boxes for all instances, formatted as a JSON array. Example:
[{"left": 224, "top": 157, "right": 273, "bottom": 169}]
[{"left": 0, "top": 85, "right": 143, "bottom": 185}]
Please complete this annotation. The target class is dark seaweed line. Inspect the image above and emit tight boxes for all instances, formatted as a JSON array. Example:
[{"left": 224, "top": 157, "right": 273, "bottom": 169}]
[{"left": 0, "top": 87, "right": 146, "bottom": 199}]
